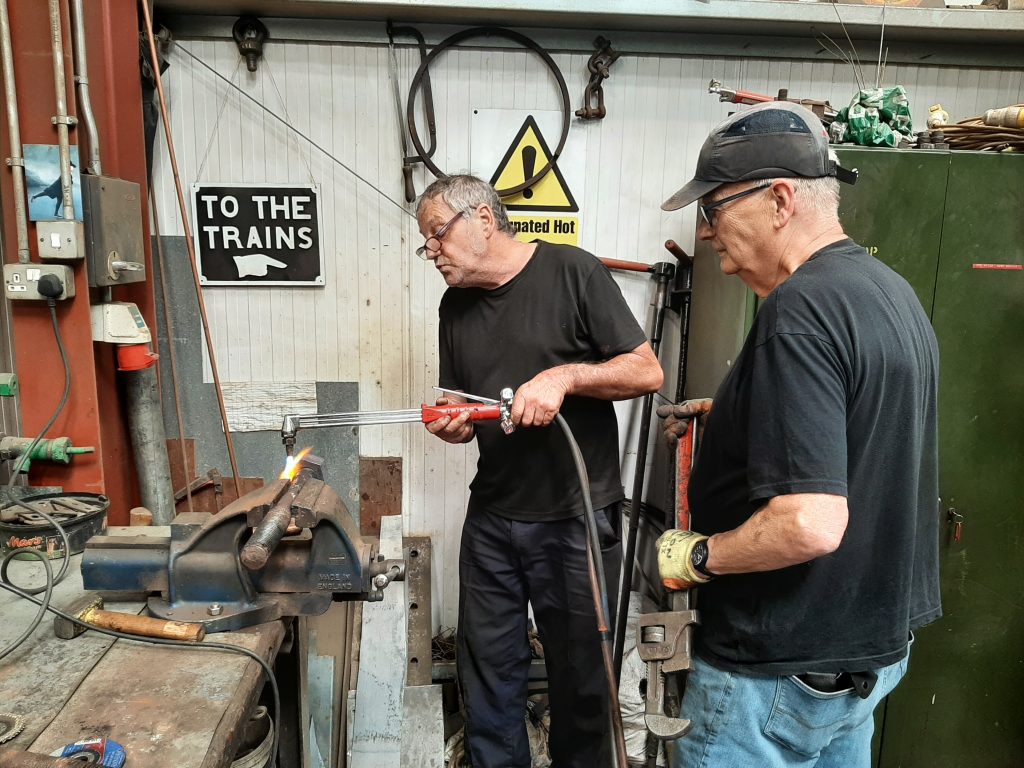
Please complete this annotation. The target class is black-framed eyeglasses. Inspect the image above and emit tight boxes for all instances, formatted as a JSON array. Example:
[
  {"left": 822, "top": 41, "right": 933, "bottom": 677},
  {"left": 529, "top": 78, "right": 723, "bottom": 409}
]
[
  {"left": 699, "top": 182, "right": 773, "bottom": 228},
  {"left": 416, "top": 211, "right": 466, "bottom": 260}
]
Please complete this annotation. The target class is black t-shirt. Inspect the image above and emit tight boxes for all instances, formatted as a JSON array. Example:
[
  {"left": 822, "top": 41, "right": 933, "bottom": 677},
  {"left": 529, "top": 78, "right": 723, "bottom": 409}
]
[
  {"left": 691, "top": 238, "right": 941, "bottom": 676},
  {"left": 438, "top": 241, "right": 648, "bottom": 521}
]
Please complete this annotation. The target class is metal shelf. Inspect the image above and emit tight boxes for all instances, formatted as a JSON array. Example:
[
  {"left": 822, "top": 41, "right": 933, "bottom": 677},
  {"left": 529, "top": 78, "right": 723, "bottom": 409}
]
[{"left": 156, "top": 0, "right": 1024, "bottom": 46}]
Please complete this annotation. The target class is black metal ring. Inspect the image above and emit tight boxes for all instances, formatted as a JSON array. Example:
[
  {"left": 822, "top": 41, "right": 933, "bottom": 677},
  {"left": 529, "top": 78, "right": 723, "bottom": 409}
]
[{"left": 406, "top": 27, "right": 572, "bottom": 198}]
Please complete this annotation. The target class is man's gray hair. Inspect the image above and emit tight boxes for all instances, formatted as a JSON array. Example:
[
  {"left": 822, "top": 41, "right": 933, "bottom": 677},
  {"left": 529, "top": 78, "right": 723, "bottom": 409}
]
[
  {"left": 416, "top": 175, "right": 517, "bottom": 236},
  {"left": 764, "top": 176, "right": 841, "bottom": 219}
]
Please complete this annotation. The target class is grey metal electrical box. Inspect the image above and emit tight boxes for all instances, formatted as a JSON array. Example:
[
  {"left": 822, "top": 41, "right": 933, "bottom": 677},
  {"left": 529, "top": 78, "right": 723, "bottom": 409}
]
[
  {"left": 81, "top": 175, "right": 146, "bottom": 287},
  {"left": 3, "top": 263, "right": 76, "bottom": 300}
]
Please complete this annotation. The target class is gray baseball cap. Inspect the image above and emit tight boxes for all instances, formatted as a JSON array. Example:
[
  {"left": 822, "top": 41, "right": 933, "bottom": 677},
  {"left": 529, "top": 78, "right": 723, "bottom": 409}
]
[{"left": 662, "top": 102, "right": 857, "bottom": 211}]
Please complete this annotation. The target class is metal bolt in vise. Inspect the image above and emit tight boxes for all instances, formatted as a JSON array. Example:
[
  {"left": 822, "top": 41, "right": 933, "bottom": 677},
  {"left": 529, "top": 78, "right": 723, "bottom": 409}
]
[{"left": 208, "top": 603, "right": 223, "bottom": 616}]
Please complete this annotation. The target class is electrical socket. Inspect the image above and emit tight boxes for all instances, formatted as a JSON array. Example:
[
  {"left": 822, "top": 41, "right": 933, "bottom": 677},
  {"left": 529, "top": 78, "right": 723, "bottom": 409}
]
[{"left": 3, "top": 263, "right": 76, "bottom": 300}]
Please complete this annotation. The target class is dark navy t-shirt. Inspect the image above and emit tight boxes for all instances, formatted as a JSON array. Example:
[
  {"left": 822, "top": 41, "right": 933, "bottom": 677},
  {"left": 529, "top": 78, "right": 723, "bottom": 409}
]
[
  {"left": 691, "top": 238, "right": 941, "bottom": 675},
  {"left": 438, "top": 241, "right": 648, "bottom": 521}
]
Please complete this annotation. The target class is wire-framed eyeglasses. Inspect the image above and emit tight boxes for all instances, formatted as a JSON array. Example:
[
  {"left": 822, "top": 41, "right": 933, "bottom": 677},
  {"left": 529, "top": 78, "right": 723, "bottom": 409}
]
[
  {"left": 699, "top": 182, "right": 773, "bottom": 227},
  {"left": 416, "top": 211, "right": 466, "bottom": 260}
]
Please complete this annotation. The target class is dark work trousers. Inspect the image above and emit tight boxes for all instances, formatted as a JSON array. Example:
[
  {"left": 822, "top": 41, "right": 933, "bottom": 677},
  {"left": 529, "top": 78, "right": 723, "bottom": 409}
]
[{"left": 457, "top": 499, "right": 622, "bottom": 768}]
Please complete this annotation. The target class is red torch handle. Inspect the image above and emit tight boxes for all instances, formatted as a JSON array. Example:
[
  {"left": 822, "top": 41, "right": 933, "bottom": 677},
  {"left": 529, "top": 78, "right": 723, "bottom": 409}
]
[{"left": 421, "top": 403, "right": 502, "bottom": 423}]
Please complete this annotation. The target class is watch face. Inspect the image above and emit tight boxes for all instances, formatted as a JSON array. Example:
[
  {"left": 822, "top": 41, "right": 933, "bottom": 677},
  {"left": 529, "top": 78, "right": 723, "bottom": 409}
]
[
  {"left": 690, "top": 541, "right": 706, "bottom": 567},
  {"left": 690, "top": 540, "right": 709, "bottom": 574}
]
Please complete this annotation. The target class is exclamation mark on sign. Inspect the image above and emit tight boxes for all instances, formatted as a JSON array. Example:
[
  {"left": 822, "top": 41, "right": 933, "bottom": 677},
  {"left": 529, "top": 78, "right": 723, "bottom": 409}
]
[{"left": 521, "top": 146, "right": 536, "bottom": 199}]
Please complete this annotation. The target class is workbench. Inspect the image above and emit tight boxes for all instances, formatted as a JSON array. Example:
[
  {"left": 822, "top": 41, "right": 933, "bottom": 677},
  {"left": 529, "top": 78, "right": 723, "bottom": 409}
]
[{"left": 0, "top": 554, "right": 285, "bottom": 767}]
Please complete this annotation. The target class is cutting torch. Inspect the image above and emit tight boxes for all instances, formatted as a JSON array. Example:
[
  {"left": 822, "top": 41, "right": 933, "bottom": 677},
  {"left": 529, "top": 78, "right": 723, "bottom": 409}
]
[{"left": 281, "top": 387, "right": 515, "bottom": 454}]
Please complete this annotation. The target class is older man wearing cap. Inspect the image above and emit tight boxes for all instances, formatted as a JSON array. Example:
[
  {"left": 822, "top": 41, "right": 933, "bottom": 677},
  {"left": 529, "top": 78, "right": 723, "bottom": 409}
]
[{"left": 654, "top": 102, "right": 941, "bottom": 767}]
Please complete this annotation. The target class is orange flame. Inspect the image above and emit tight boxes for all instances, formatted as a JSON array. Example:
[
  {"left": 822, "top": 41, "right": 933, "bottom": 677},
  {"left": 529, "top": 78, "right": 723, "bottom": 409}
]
[{"left": 280, "top": 447, "right": 312, "bottom": 481}]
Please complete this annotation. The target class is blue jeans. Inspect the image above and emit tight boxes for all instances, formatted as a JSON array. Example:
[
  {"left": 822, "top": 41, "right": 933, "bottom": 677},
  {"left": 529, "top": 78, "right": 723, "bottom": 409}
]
[{"left": 671, "top": 647, "right": 911, "bottom": 768}]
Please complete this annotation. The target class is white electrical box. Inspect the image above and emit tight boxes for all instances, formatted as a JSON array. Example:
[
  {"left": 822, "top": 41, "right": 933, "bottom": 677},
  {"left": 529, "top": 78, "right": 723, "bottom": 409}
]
[
  {"left": 90, "top": 302, "right": 151, "bottom": 344},
  {"left": 3, "top": 263, "right": 76, "bottom": 300},
  {"left": 37, "top": 220, "right": 85, "bottom": 260}
]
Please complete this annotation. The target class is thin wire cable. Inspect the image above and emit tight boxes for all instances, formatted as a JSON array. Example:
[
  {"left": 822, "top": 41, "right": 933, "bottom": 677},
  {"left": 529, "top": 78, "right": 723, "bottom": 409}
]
[
  {"left": 195, "top": 56, "right": 243, "bottom": 179},
  {"left": 264, "top": 56, "right": 317, "bottom": 186},
  {"left": 140, "top": 2, "right": 242, "bottom": 498},
  {"left": 0, "top": 578, "right": 282, "bottom": 763},
  {"left": 172, "top": 41, "right": 415, "bottom": 221},
  {"left": 149, "top": 187, "right": 193, "bottom": 514}
]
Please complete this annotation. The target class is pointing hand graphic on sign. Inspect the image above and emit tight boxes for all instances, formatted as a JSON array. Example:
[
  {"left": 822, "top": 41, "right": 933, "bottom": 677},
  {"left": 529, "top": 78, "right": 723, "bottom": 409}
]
[{"left": 233, "top": 253, "right": 288, "bottom": 278}]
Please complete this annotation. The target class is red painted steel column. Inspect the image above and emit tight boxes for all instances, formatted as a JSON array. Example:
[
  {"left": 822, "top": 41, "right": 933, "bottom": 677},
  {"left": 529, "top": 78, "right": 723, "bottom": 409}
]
[{"left": 0, "top": 0, "right": 156, "bottom": 524}]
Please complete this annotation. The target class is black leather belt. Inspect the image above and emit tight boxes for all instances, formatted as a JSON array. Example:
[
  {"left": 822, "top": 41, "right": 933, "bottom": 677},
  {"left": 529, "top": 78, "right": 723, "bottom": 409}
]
[{"left": 797, "top": 670, "right": 878, "bottom": 699}]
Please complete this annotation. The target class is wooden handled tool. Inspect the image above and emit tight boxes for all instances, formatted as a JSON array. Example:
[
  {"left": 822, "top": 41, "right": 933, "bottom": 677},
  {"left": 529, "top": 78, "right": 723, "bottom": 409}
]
[{"left": 54, "top": 594, "right": 206, "bottom": 642}]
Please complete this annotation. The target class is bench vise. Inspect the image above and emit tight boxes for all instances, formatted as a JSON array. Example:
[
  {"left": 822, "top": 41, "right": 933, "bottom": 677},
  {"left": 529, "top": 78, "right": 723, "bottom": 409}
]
[{"left": 82, "top": 454, "right": 404, "bottom": 632}]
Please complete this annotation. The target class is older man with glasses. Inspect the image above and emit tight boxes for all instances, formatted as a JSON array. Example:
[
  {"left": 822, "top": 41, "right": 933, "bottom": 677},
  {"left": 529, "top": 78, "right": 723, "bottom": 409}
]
[
  {"left": 654, "top": 102, "right": 941, "bottom": 767},
  {"left": 415, "top": 174, "right": 663, "bottom": 768}
]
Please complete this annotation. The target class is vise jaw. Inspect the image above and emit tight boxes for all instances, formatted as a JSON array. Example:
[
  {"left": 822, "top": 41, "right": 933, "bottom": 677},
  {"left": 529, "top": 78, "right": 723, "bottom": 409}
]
[{"left": 82, "top": 455, "right": 404, "bottom": 632}]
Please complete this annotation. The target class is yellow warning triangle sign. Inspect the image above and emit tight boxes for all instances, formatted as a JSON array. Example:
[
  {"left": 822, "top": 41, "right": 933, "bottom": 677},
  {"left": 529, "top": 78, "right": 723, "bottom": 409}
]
[{"left": 489, "top": 116, "right": 578, "bottom": 212}]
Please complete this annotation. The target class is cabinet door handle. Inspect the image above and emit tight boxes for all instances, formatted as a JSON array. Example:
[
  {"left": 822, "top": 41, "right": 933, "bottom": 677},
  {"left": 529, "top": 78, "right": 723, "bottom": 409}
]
[{"left": 946, "top": 507, "right": 964, "bottom": 543}]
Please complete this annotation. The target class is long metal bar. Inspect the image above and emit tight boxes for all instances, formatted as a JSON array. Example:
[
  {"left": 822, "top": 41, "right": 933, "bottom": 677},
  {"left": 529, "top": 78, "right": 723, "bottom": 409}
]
[
  {"left": 140, "top": 1, "right": 242, "bottom": 498},
  {"left": 613, "top": 263, "right": 674, "bottom": 681},
  {"left": 0, "top": 1, "right": 29, "bottom": 262},
  {"left": 47, "top": 0, "right": 75, "bottom": 221},
  {"left": 295, "top": 409, "right": 423, "bottom": 429},
  {"left": 68, "top": 0, "right": 101, "bottom": 175}
]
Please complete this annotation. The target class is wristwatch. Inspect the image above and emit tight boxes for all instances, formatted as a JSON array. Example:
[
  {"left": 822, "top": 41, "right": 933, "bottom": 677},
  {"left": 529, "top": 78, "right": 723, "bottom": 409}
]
[{"left": 691, "top": 538, "right": 715, "bottom": 578}]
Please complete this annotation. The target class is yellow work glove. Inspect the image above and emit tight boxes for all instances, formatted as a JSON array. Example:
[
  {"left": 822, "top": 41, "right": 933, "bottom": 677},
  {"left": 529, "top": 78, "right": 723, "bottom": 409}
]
[
  {"left": 655, "top": 398, "right": 713, "bottom": 445},
  {"left": 656, "top": 529, "right": 713, "bottom": 590}
]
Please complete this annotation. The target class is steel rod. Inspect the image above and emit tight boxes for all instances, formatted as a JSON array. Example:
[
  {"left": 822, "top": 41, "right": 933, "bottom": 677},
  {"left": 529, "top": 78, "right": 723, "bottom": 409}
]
[
  {"left": 0, "top": 0, "right": 29, "bottom": 262},
  {"left": 613, "top": 265, "right": 673, "bottom": 681},
  {"left": 296, "top": 410, "right": 422, "bottom": 428},
  {"left": 140, "top": 2, "right": 242, "bottom": 498}
]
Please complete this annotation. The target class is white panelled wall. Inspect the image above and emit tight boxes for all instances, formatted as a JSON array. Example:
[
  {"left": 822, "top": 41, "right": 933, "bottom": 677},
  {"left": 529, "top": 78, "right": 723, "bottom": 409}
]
[{"left": 151, "top": 36, "right": 1024, "bottom": 628}]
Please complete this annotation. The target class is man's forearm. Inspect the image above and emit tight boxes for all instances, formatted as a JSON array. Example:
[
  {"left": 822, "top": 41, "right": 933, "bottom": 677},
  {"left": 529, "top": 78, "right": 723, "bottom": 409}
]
[
  {"left": 706, "top": 493, "right": 849, "bottom": 574},
  {"left": 555, "top": 344, "right": 663, "bottom": 400}
]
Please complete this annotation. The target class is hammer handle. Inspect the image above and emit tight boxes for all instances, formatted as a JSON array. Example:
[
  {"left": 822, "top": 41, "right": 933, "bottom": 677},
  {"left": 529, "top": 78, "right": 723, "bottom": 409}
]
[{"left": 86, "top": 609, "right": 206, "bottom": 642}]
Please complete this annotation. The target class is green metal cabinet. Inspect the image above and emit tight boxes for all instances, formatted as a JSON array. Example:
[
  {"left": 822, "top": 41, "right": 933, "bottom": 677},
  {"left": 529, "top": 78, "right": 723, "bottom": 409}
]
[{"left": 838, "top": 148, "right": 1024, "bottom": 767}]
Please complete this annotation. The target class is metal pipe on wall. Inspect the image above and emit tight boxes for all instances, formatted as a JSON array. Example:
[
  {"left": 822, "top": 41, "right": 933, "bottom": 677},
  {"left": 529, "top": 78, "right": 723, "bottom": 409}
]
[
  {"left": 47, "top": 0, "right": 75, "bottom": 221},
  {"left": 0, "top": 1, "right": 30, "bottom": 262},
  {"left": 125, "top": 365, "right": 174, "bottom": 523},
  {"left": 68, "top": 0, "right": 100, "bottom": 175}
]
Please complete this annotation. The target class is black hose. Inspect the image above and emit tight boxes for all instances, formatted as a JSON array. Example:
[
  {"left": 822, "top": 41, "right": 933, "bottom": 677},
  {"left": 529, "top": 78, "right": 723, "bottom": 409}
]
[
  {"left": 406, "top": 27, "right": 571, "bottom": 197},
  {"left": 1, "top": 301, "right": 73, "bottom": 591},
  {"left": 0, "top": 548, "right": 53, "bottom": 660},
  {"left": 554, "top": 413, "right": 628, "bottom": 768},
  {"left": 0, "top": 577, "right": 282, "bottom": 764}
]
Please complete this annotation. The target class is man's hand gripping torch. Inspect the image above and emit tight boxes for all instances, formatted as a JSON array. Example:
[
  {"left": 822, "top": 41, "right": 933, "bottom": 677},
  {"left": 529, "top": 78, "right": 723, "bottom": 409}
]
[{"left": 281, "top": 387, "right": 515, "bottom": 454}]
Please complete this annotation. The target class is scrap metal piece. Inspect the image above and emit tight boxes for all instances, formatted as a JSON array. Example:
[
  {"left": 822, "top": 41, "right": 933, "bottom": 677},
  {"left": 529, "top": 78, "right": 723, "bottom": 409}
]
[{"left": 0, "top": 714, "right": 24, "bottom": 744}]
